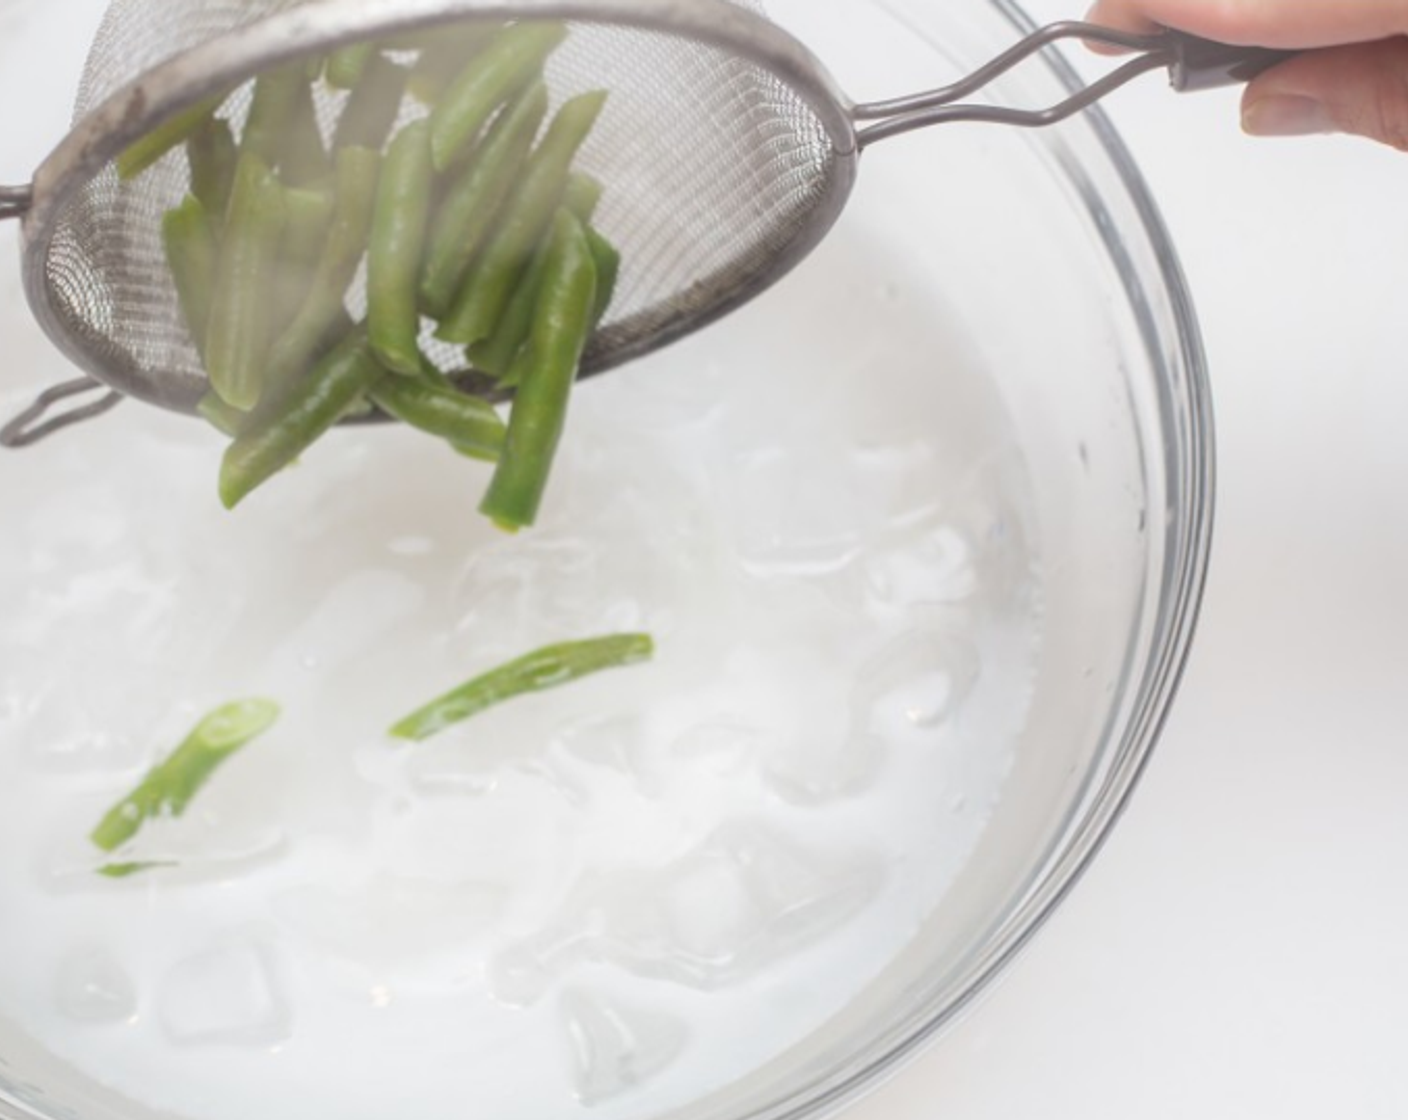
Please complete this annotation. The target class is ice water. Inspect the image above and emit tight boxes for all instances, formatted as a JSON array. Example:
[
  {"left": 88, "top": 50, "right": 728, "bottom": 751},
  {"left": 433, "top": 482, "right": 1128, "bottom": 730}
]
[{"left": 0, "top": 225, "right": 1041, "bottom": 1120}]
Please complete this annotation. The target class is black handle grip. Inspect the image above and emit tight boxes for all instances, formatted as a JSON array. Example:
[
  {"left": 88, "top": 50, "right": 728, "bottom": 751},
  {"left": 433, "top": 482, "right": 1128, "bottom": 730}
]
[{"left": 1165, "top": 32, "right": 1296, "bottom": 92}]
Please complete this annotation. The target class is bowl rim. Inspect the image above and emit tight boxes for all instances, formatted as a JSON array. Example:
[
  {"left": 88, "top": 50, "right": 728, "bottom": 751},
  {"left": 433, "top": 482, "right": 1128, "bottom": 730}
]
[{"left": 746, "top": 1, "right": 1217, "bottom": 1117}]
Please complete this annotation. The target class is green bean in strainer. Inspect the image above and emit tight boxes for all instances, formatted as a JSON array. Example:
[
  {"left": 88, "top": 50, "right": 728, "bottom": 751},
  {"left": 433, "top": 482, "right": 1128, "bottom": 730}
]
[
  {"left": 369, "top": 376, "right": 506, "bottom": 461},
  {"left": 480, "top": 208, "right": 597, "bottom": 532},
  {"left": 205, "top": 154, "right": 286, "bottom": 410},
  {"left": 162, "top": 194, "right": 218, "bottom": 361},
  {"left": 437, "top": 90, "right": 607, "bottom": 347},
  {"left": 243, "top": 64, "right": 308, "bottom": 165},
  {"left": 420, "top": 81, "right": 548, "bottom": 318},
  {"left": 220, "top": 327, "right": 383, "bottom": 509},
  {"left": 265, "top": 145, "right": 380, "bottom": 402},
  {"left": 117, "top": 92, "right": 226, "bottom": 181},
  {"left": 279, "top": 77, "right": 332, "bottom": 187},
  {"left": 187, "top": 117, "right": 238, "bottom": 219},
  {"left": 407, "top": 23, "right": 503, "bottom": 105},
  {"left": 369, "top": 119, "right": 435, "bottom": 376},
  {"left": 326, "top": 42, "right": 377, "bottom": 90},
  {"left": 428, "top": 21, "right": 567, "bottom": 172},
  {"left": 333, "top": 53, "right": 410, "bottom": 152}
]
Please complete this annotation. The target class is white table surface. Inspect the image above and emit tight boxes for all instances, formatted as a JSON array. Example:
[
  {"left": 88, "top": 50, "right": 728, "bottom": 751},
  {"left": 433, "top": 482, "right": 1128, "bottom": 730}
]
[
  {"left": 3, "top": 3, "right": 1406, "bottom": 1118},
  {"left": 846, "top": 3, "right": 1408, "bottom": 1118}
]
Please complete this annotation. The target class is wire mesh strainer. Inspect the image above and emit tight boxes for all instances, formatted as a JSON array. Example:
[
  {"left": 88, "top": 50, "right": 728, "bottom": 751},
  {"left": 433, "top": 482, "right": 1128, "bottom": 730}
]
[{"left": 0, "top": 0, "right": 1289, "bottom": 447}]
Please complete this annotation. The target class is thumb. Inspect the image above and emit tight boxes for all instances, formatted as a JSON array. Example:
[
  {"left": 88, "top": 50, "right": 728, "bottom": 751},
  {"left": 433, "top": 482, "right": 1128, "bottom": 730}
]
[{"left": 1243, "top": 37, "right": 1408, "bottom": 150}]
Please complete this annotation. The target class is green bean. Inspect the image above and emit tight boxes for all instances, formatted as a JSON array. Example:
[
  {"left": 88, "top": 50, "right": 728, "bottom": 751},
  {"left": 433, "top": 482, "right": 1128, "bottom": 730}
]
[
  {"left": 419, "top": 81, "right": 548, "bottom": 318},
  {"left": 273, "top": 183, "right": 336, "bottom": 338},
  {"left": 584, "top": 224, "right": 621, "bottom": 328},
  {"left": 498, "top": 342, "right": 535, "bottom": 394},
  {"left": 220, "top": 328, "right": 383, "bottom": 509},
  {"left": 98, "top": 861, "right": 178, "bottom": 880},
  {"left": 456, "top": 443, "right": 500, "bottom": 465},
  {"left": 389, "top": 634, "right": 654, "bottom": 742},
  {"left": 116, "top": 92, "right": 225, "bottom": 181},
  {"left": 242, "top": 64, "right": 307, "bottom": 165},
  {"left": 326, "top": 42, "right": 376, "bottom": 90},
  {"left": 198, "top": 391, "right": 249, "bottom": 438},
  {"left": 90, "top": 699, "right": 280, "bottom": 854},
  {"left": 162, "top": 195, "right": 218, "bottom": 359},
  {"left": 282, "top": 184, "right": 336, "bottom": 268},
  {"left": 475, "top": 203, "right": 610, "bottom": 388},
  {"left": 437, "top": 90, "right": 607, "bottom": 346},
  {"left": 333, "top": 54, "right": 410, "bottom": 152},
  {"left": 475, "top": 219, "right": 608, "bottom": 388},
  {"left": 480, "top": 209, "right": 597, "bottom": 531},
  {"left": 369, "top": 120, "right": 434, "bottom": 376},
  {"left": 187, "top": 118, "right": 238, "bottom": 219},
  {"left": 428, "top": 21, "right": 567, "bottom": 172},
  {"left": 466, "top": 232, "right": 550, "bottom": 381},
  {"left": 279, "top": 78, "right": 332, "bottom": 187},
  {"left": 384, "top": 25, "right": 491, "bottom": 54},
  {"left": 369, "top": 376, "right": 506, "bottom": 460},
  {"left": 266, "top": 146, "right": 380, "bottom": 399},
  {"left": 206, "top": 154, "right": 287, "bottom": 410},
  {"left": 407, "top": 23, "right": 502, "bottom": 105},
  {"left": 414, "top": 350, "right": 458, "bottom": 389},
  {"left": 562, "top": 171, "right": 604, "bottom": 223}
]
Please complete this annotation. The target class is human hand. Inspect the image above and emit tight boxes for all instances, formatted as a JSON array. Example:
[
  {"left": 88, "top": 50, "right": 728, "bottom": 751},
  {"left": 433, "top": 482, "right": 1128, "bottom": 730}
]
[{"left": 1087, "top": 0, "right": 1408, "bottom": 149}]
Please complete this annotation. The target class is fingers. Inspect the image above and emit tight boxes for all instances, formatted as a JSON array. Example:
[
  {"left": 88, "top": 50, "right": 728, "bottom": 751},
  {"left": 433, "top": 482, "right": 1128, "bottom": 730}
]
[
  {"left": 1243, "top": 38, "right": 1408, "bottom": 149},
  {"left": 1084, "top": 0, "right": 1158, "bottom": 38},
  {"left": 1082, "top": 2, "right": 1408, "bottom": 151},
  {"left": 1085, "top": 0, "right": 1408, "bottom": 49}
]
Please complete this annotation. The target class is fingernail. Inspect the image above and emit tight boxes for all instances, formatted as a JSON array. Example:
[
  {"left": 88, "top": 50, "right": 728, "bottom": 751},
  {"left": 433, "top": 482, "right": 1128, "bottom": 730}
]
[{"left": 1243, "top": 95, "right": 1335, "bottom": 137}]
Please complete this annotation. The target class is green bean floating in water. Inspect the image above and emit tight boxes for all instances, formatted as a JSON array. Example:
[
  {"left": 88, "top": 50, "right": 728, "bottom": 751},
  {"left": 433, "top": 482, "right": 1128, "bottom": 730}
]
[{"left": 390, "top": 635, "right": 656, "bottom": 742}]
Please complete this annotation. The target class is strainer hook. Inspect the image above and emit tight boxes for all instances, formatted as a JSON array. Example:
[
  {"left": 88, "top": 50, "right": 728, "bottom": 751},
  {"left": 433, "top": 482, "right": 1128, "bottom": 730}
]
[
  {"left": 0, "top": 377, "right": 124, "bottom": 449},
  {"left": 1, "top": 184, "right": 123, "bottom": 448}
]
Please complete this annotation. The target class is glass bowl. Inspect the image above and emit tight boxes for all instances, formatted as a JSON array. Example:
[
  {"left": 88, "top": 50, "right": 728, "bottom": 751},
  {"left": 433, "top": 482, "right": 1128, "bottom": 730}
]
[{"left": 0, "top": 2, "right": 1212, "bottom": 1120}]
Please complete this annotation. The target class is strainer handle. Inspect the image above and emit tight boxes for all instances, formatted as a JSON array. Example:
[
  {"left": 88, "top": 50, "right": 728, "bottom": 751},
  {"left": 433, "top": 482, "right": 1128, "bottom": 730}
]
[
  {"left": 853, "top": 22, "right": 1296, "bottom": 147},
  {"left": 0, "top": 184, "right": 30, "bottom": 221},
  {"left": 1166, "top": 32, "right": 1295, "bottom": 93}
]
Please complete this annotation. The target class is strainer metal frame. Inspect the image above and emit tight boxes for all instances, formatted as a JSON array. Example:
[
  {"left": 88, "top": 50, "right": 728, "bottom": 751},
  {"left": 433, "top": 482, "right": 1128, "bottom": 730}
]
[
  {"left": 0, "top": 0, "right": 1286, "bottom": 447},
  {"left": 8, "top": 0, "right": 857, "bottom": 433}
]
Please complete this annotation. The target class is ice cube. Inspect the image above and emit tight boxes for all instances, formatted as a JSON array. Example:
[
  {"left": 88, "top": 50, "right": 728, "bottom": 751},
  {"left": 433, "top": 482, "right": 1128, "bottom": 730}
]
[
  {"left": 267, "top": 569, "right": 425, "bottom": 679},
  {"left": 862, "top": 511, "right": 977, "bottom": 614},
  {"left": 491, "top": 825, "right": 880, "bottom": 1001},
  {"left": 554, "top": 714, "right": 644, "bottom": 778},
  {"left": 489, "top": 946, "right": 558, "bottom": 1009},
  {"left": 560, "top": 987, "right": 689, "bottom": 1106},
  {"left": 670, "top": 719, "right": 775, "bottom": 783},
  {"left": 723, "top": 439, "right": 875, "bottom": 577},
  {"left": 725, "top": 823, "right": 880, "bottom": 953},
  {"left": 2, "top": 655, "right": 159, "bottom": 776},
  {"left": 157, "top": 936, "right": 290, "bottom": 1047},
  {"left": 760, "top": 673, "right": 880, "bottom": 807},
  {"left": 453, "top": 534, "right": 663, "bottom": 643},
  {"left": 272, "top": 873, "right": 505, "bottom": 971},
  {"left": 853, "top": 630, "right": 981, "bottom": 739},
  {"left": 54, "top": 949, "right": 137, "bottom": 1025},
  {"left": 38, "top": 818, "right": 285, "bottom": 893}
]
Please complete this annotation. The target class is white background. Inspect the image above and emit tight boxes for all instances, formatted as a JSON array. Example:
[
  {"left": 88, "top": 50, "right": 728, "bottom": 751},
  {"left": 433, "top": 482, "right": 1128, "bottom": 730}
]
[
  {"left": 3, "top": 2, "right": 1407, "bottom": 1117},
  {"left": 847, "top": 2, "right": 1408, "bottom": 1117}
]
